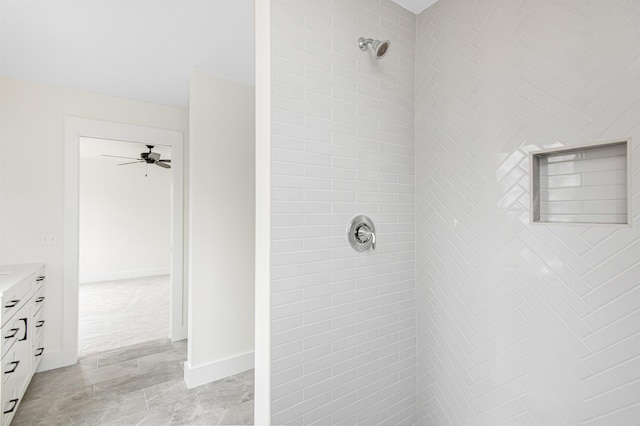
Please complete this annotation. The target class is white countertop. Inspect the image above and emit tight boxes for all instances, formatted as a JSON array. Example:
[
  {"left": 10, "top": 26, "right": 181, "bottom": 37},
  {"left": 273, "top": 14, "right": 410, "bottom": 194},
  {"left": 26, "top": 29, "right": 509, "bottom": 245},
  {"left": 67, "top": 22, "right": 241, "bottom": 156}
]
[{"left": 0, "top": 263, "right": 44, "bottom": 296}]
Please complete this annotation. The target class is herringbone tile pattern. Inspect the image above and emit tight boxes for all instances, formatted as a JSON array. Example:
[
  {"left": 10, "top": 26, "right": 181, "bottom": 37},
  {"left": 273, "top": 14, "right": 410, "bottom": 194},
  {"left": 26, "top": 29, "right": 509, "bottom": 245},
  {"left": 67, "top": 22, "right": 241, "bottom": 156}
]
[{"left": 416, "top": 1, "right": 640, "bottom": 424}]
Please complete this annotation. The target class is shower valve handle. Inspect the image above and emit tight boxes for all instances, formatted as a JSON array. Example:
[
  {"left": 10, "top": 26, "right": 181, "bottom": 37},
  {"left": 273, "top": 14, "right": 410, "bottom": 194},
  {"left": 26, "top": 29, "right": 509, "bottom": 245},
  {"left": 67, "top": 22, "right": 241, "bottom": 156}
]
[{"left": 356, "top": 224, "right": 376, "bottom": 250}]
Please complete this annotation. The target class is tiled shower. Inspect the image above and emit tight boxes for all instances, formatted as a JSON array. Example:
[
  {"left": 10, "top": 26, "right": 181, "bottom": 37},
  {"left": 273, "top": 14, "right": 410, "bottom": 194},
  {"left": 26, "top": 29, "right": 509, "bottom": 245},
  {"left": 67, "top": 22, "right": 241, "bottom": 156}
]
[{"left": 267, "top": 0, "right": 640, "bottom": 424}]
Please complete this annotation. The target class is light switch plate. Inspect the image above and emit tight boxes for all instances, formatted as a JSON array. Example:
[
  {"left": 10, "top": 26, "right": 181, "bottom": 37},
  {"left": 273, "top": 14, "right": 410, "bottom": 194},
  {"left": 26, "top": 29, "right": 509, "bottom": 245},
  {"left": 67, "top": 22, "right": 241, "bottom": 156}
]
[{"left": 40, "top": 233, "right": 58, "bottom": 246}]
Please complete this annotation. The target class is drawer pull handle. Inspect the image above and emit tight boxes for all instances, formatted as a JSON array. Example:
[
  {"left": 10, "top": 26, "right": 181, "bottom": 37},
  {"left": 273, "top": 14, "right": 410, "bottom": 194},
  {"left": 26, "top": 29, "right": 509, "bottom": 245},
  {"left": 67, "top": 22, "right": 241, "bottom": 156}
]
[
  {"left": 36, "top": 276, "right": 45, "bottom": 281},
  {"left": 3, "top": 398, "right": 18, "bottom": 414},
  {"left": 36, "top": 320, "right": 45, "bottom": 328},
  {"left": 35, "top": 347, "right": 44, "bottom": 356},
  {"left": 4, "top": 328, "right": 19, "bottom": 339},
  {"left": 19, "top": 318, "right": 28, "bottom": 341},
  {"left": 4, "top": 300, "right": 19, "bottom": 308},
  {"left": 4, "top": 361, "right": 19, "bottom": 374},
  {"left": 36, "top": 297, "right": 45, "bottom": 303}
]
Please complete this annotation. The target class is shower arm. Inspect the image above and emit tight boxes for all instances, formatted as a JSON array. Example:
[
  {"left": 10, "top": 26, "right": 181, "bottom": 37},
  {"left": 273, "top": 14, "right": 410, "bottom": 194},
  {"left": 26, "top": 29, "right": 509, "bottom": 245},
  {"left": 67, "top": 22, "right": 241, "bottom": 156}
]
[{"left": 358, "top": 38, "right": 374, "bottom": 51}]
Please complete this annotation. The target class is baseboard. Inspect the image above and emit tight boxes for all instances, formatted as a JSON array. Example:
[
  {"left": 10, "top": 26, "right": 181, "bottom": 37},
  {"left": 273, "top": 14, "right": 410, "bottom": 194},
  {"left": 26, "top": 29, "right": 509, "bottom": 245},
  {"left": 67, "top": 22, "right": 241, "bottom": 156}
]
[
  {"left": 36, "top": 348, "right": 64, "bottom": 372},
  {"left": 171, "top": 326, "right": 188, "bottom": 342},
  {"left": 184, "top": 351, "right": 254, "bottom": 389},
  {"left": 79, "top": 268, "right": 170, "bottom": 283}
]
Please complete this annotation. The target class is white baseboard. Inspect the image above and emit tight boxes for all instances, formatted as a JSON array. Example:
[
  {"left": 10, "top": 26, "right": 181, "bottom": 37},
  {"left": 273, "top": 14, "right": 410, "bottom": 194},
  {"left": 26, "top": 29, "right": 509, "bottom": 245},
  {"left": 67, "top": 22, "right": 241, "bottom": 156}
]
[
  {"left": 36, "top": 348, "right": 64, "bottom": 372},
  {"left": 171, "top": 326, "right": 188, "bottom": 342},
  {"left": 79, "top": 268, "right": 170, "bottom": 283},
  {"left": 184, "top": 351, "right": 254, "bottom": 389}
]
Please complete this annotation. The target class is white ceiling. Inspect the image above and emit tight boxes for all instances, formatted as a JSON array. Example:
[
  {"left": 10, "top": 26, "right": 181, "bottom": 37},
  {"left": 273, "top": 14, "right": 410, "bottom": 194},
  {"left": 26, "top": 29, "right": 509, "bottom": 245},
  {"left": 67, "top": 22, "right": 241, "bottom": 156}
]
[
  {"left": 0, "top": 0, "right": 437, "bottom": 109},
  {"left": 79, "top": 137, "right": 172, "bottom": 162},
  {"left": 392, "top": 0, "right": 439, "bottom": 14},
  {"left": 0, "top": 0, "right": 255, "bottom": 108}
]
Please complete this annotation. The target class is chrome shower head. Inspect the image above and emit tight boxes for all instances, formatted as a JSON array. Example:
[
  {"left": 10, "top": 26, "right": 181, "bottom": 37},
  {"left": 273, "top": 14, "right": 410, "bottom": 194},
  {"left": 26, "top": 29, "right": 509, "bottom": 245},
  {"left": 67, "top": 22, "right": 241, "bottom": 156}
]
[{"left": 358, "top": 37, "right": 390, "bottom": 59}]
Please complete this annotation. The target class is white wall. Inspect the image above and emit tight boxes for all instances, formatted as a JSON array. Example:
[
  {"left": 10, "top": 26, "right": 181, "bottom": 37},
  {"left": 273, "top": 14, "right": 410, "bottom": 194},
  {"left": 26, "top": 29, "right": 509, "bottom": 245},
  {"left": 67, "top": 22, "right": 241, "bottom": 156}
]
[
  {"left": 415, "top": 1, "right": 640, "bottom": 424},
  {"left": 186, "top": 70, "right": 255, "bottom": 387},
  {"left": 268, "top": 1, "right": 417, "bottom": 424},
  {"left": 0, "top": 77, "right": 188, "bottom": 367},
  {"left": 254, "top": 0, "right": 272, "bottom": 422},
  {"left": 79, "top": 153, "right": 171, "bottom": 283}
]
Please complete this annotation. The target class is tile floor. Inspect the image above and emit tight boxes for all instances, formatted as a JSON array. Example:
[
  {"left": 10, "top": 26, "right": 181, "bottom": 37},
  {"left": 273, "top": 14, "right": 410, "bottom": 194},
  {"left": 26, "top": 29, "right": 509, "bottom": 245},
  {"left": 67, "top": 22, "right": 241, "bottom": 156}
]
[
  {"left": 78, "top": 275, "right": 170, "bottom": 355},
  {"left": 12, "top": 339, "right": 254, "bottom": 425}
]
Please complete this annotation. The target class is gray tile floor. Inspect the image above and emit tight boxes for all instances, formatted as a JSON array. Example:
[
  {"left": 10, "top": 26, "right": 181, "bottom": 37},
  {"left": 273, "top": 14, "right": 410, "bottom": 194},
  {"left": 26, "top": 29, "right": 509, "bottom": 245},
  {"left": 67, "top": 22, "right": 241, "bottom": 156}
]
[
  {"left": 13, "top": 339, "right": 254, "bottom": 425},
  {"left": 78, "top": 275, "right": 170, "bottom": 355}
]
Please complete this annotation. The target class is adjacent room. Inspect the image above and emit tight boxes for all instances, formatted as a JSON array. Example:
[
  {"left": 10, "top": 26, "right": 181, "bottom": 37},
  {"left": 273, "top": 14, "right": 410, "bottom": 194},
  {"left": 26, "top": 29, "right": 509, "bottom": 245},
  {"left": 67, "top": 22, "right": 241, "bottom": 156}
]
[{"left": 78, "top": 137, "right": 172, "bottom": 355}]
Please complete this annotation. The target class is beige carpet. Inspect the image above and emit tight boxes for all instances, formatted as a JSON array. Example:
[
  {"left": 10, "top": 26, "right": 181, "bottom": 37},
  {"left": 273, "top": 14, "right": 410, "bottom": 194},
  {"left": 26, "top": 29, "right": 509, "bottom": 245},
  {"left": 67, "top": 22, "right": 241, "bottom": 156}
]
[{"left": 78, "top": 275, "right": 170, "bottom": 355}]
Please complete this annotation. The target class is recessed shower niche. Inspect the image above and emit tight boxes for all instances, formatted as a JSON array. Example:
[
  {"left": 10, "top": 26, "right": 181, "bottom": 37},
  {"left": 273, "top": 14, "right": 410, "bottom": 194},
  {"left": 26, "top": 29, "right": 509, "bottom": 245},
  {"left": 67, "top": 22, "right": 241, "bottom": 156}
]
[{"left": 530, "top": 139, "right": 631, "bottom": 225}]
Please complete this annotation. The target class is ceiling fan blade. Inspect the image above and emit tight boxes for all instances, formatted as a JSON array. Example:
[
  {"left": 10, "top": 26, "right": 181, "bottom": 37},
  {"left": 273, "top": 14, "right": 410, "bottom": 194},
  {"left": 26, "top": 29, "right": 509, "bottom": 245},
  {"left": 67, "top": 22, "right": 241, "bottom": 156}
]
[
  {"left": 117, "top": 161, "right": 144, "bottom": 166},
  {"left": 158, "top": 159, "right": 171, "bottom": 163},
  {"left": 155, "top": 161, "right": 171, "bottom": 169},
  {"left": 102, "top": 154, "right": 140, "bottom": 160}
]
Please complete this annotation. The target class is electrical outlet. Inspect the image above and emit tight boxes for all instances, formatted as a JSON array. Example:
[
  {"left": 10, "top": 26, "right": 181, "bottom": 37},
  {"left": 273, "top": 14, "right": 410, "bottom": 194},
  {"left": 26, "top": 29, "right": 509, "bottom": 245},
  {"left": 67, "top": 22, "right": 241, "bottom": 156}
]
[{"left": 40, "top": 233, "right": 58, "bottom": 246}]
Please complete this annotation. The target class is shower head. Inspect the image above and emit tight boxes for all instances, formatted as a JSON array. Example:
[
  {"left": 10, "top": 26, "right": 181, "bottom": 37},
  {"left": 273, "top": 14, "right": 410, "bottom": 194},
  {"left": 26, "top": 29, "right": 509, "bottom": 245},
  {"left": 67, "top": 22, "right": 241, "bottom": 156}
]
[{"left": 358, "top": 37, "right": 390, "bottom": 59}]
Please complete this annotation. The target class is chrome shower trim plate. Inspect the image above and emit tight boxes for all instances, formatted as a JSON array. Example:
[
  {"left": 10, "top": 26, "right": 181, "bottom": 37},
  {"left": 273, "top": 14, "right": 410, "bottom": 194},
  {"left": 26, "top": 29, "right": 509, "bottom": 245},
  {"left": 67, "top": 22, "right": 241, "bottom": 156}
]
[{"left": 347, "top": 215, "right": 377, "bottom": 252}]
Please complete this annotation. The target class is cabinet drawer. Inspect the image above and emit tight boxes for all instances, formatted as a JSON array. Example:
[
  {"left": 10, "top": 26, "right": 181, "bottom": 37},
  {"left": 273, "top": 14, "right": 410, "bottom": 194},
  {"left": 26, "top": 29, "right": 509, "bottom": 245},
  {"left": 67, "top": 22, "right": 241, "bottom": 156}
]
[
  {"left": 32, "top": 330, "right": 44, "bottom": 372},
  {"left": 1, "top": 315, "right": 28, "bottom": 358},
  {"left": 1, "top": 342, "right": 29, "bottom": 390},
  {"left": 1, "top": 275, "right": 32, "bottom": 327},
  {"left": 31, "top": 286, "right": 45, "bottom": 316},
  {"left": 1, "top": 378, "right": 21, "bottom": 426},
  {"left": 32, "top": 308, "right": 45, "bottom": 337},
  {"left": 33, "top": 267, "right": 45, "bottom": 292},
  {"left": 1, "top": 341, "right": 29, "bottom": 426}
]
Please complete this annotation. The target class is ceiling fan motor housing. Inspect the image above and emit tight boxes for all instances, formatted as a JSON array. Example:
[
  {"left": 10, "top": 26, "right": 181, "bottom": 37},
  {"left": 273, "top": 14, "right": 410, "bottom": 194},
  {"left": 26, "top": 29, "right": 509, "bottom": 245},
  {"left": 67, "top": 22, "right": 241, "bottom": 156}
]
[{"left": 142, "top": 152, "right": 161, "bottom": 163}]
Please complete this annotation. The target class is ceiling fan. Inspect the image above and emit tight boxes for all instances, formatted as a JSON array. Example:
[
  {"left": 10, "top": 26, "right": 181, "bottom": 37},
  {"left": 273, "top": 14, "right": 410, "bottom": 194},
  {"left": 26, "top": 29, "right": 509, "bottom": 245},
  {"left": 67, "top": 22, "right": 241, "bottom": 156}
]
[{"left": 102, "top": 145, "right": 171, "bottom": 169}]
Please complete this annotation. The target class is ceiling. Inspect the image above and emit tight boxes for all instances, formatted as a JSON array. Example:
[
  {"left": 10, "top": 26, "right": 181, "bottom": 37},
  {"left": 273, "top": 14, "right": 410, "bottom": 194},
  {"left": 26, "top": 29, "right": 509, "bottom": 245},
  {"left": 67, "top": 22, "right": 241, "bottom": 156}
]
[
  {"left": 0, "top": 0, "right": 255, "bottom": 108},
  {"left": 392, "top": 0, "right": 439, "bottom": 14},
  {"left": 80, "top": 137, "right": 172, "bottom": 163},
  {"left": 0, "top": 0, "right": 437, "bottom": 109}
]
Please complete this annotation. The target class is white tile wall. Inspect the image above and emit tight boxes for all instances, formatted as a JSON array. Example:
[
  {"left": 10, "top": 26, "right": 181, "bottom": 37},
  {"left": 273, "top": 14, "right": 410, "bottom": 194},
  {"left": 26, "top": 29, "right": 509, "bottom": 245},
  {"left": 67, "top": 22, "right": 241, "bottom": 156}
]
[
  {"left": 533, "top": 141, "right": 629, "bottom": 224},
  {"left": 416, "top": 0, "right": 640, "bottom": 425},
  {"left": 270, "top": 0, "right": 416, "bottom": 424}
]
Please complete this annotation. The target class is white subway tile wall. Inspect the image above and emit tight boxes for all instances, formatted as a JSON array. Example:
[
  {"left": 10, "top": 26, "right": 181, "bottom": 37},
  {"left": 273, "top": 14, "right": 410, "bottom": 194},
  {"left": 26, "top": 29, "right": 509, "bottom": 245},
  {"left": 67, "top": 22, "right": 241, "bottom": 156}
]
[
  {"left": 534, "top": 141, "right": 629, "bottom": 224},
  {"left": 271, "top": 0, "right": 416, "bottom": 424},
  {"left": 416, "top": 1, "right": 640, "bottom": 425}
]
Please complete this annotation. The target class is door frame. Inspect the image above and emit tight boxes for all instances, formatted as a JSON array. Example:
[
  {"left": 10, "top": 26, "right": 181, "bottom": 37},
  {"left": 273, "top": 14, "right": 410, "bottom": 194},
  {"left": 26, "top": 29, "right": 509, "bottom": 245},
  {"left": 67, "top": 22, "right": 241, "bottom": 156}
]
[{"left": 63, "top": 117, "right": 185, "bottom": 366}]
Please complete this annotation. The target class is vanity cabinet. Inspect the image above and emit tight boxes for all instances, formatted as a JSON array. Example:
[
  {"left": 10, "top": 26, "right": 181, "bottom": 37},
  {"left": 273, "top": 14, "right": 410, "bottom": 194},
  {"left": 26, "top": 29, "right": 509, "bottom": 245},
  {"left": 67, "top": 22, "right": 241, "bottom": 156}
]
[{"left": 0, "top": 264, "right": 45, "bottom": 426}]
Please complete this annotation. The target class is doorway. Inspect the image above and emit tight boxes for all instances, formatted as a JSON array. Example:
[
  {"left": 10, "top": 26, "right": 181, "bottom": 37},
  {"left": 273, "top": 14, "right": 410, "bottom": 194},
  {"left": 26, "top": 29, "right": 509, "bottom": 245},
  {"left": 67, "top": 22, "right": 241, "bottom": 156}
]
[
  {"left": 78, "top": 137, "right": 172, "bottom": 354},
  {"left": 63, "top": 117, "right": 185, "bottom": 367}
]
